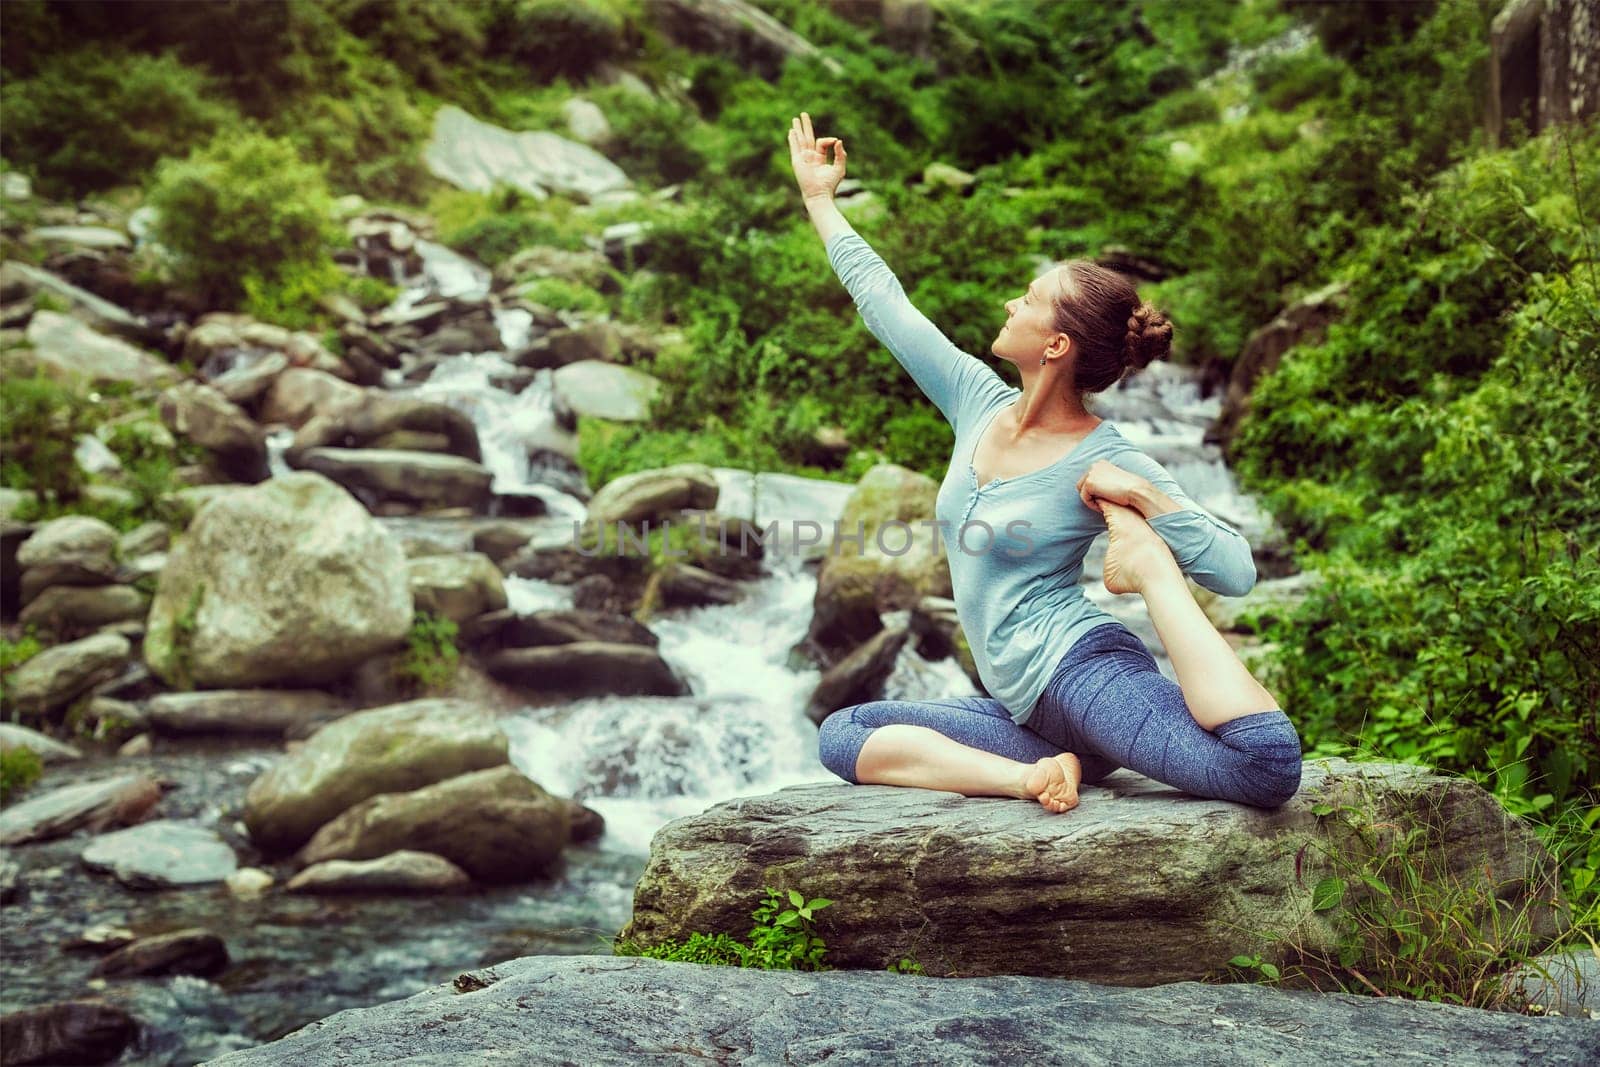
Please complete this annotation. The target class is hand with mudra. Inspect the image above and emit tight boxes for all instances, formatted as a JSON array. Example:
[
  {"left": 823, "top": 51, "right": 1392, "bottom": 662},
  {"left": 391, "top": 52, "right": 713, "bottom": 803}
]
[{"left": 788, "top": 112, "right": 846, "bottom": 204}]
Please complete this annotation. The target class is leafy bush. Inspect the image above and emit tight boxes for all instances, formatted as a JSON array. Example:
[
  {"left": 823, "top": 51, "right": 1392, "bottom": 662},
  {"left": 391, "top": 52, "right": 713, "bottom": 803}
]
[
  {"left": 0, "top": 46, "right": 232, "bottom": 198},
  {"left": 482, "top": 0, "right": 630, "bottom": 84},
  {"left": 0, "top": 372, "right": 92, "bottom": 504},
  {"left": 613, "top": 887, "right": 835, "bottom": 971},
  {"left": 0, "top": 747, "right": 43, "bottom": 805},
  {"left": 145, "top": 129, "right": 345, "bottom": 310}
]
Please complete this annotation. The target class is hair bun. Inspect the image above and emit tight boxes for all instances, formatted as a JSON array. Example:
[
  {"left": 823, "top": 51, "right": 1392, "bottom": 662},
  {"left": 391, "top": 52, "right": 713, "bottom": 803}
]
[{"left": 1123, "top": 302, "right": 1172, "bottom": 372}]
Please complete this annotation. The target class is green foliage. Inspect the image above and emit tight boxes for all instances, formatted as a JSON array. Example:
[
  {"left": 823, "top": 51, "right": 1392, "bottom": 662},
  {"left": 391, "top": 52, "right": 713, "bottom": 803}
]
[
  {"left": 242, "top": 258, "right": 349, "bottom": 332},
  {"left": 481, "top": 0, "right": 631, "bottom": 84},
  {"left": 613, "top": 886, "right": 835, "bottom": 971},
  {"left": 517, "top": 277, "right": 609, "bottom": 316},
  {"left": 0, "top": 746, "right": 43, "bottom": 806},
  {"left": 1227, "top": 774, "right": 1588, "bottom": 1012},
  {"left": 146, "top": 129, "right": 345, "bottom": 311},
  {"left": 0, "top": 629, "right": 45, "bottom": 716},
  {"left": 0, "top": 372, "right": 91, "bottom": 504},
  {"left": 170, "top": 581, "right": 207, "bottom": 692},
  {"left": 394, "top": 611, "right": 460, "bottom": 694},
  {"left": 0, "top": 45, "right": 232, "bottom": 198}
]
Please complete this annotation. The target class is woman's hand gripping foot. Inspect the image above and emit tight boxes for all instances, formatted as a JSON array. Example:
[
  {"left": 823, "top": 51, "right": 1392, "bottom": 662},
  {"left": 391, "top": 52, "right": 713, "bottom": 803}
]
[
  {"left": 1022, "top": 753, "right": 1082, "bottom": 814},
  {"left": 1099, "top": 499, "right": 1182, "bottom": 596}
]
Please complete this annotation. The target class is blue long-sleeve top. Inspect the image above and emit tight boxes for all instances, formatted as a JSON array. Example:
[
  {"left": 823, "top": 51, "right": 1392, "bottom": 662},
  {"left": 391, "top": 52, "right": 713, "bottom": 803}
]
[{"left": 825, "top": 228, "right": 1257, "bottom": 725}]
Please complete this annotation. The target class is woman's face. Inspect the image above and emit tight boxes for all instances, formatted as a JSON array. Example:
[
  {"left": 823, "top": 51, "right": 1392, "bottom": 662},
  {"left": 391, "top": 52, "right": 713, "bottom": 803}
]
[{"left": 992, "top": 265, "right": 1069, "bottom": 365}]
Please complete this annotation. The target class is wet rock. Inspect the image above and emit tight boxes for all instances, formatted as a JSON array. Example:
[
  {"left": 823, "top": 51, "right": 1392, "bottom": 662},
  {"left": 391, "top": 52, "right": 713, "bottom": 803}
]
[
  {"left": 81, "top": 820, "right": 238, "bottom": 889},
  {"left": 550, "top": 359, "right": 661, "bottom": 421},
  {"left": 143, "top": 472, "right": 413, "bottom": 688},
  {"left": 287, "top": 850, "right": 472, "bottom": 894},
  {"left": 485, "top": 642, "right": 688, "bottom": 699},
  {"left": 0, "top": 774, "right": 161, "bottom": 846},
  {"left": 293, "top": 448, "right": 494, "bottom": 512},
  {"left": 147, "top": 689, "right": 350, "bottom": 738},
  {"left": 585, "top": 462, "right": 719, "bottom": 527},
  {"left": 805, "top": 626, "right": 911, "bottom": 725},
  {"left": 796, "top": 555, "right": 883, "bottom": 669},
  {"left": 288, "top": 393, "right": 482, "bottom": 463},
  {"left": 3, "top": 633, "right": 131, "bottom": 717},
  {"left": 513, "top": 322, "right": 623, "bottom": 370},
  {"left": 620, "top": 759, "right": 1566, "bottom": 985},
  {"left": 407, "top": 553, "right": 508, "bottom": 623},
  {"left": 116, "top": 733, "right": 152, "bottom": 757},
  {"left": 158, "top": 380, "right": 270, "bottom": 483},
  {"left": 199, "top": 953, "right": 1600, "bottom": 1067},
  {"left": 88, "top": 927, "right": 228, "bottom": 979},
  {"left": 243, "top": 698, "right": 509, "bottom": 853},
  {"left": 0, "top": 723, "right": 82, "bottom": 765},
  {"left": 206, "top": 349, "right": 289, "bottom": 406},
  {"left": 478, "top": 608, "right": 658, "bottom": 650},
  {"left": 182, "top": 312, "right": 346, "bottom": 381},
  {"left": 645, "top": 561, "right": 744, "bottom": 610},
  {"left": 116, "top": 521, "right": 169, "bottom": 560},
  {"left": 0, "top": 998, "right": 137, "bottom": 1066},
  {"left": 296, "top": 766, "right": 569, "bottom": 884},
  {"left": 22, "top": 310, "right": 178, "bottom": 389},
  {"left": 258, "top": 367, "right": 367, "bottom": 429},
  {"left": 0, "top": 259, "right": 157, "bottom": 344},
  {"left": 0, "top": 855, "right": 20, "bottom": 905},
  {"left": 565, "top": 802, "right": 605, "bottom": 845},
  {"left": 225, "top": 867, "right": 275, "bottom": 898}
]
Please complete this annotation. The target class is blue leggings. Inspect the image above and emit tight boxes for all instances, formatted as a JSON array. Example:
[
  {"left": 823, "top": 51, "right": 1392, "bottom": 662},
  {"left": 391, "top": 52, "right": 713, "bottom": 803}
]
[{"left": 816, "top": 622, "right": 1302, "bottom": 808}]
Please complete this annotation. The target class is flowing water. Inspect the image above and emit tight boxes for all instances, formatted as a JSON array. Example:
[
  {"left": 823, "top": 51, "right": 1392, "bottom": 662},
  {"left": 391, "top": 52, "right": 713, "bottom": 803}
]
[{"left": 0, "top": 237, "right": 1274, "bottom": 1064}]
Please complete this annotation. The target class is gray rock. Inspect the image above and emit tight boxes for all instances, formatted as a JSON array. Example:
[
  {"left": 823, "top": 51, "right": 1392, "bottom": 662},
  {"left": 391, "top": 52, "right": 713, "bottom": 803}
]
[
  {"left": 423, "top": 104, "right": 631, "bottom": 203},
  {"left": 146, "top": 689, "right": 350, "bottom": 737},
  {"left": 649, "top": 561, "right": 745, "bottom": 609},
  {"left": 286, "top": 850, "right": 472, "bottom": 894},
  {"left": 407, "top": 553, "right": 508, "bottom": 623},
  {"left": 487, "top": 608, "right": 658, "bottom": 650},
  {"left": 204, "top": 954, "right": 1600, "bottom": 1067},
  {"left": 650, "top": 0, "right": 844, "bottom": 80},
  {"left": 23, "top": 310, "right": 179, "bottom": 388},
  {"left": 0, "top": 774, "right": 161, "bottom": 846},
  {"left": 28, "top": 225, "right": 131, "bottom": 250},
  {"left": 1507, "top": 946, "right": 1600, "bottom": 1019},
  {"left": 258, "top": 367, "right": 367, "bottom": 429},
  {"left": 585, "top": 462, "right": 719, "bottom": 527},
  {"left": 243, "top": 698, "right": 509, "bottom": 853},
  {"left": 0, "top": 260, "right": 156, "bottom": 344},
  {"left": 619, "top": 759, "right": 1566, "bottom": 987},
  {"left": 142, "top": 472, "right": 413, "bottom": 688},
  {"left": 88, "top": 927, "right": 228, "bottom": 979},
  {"left": 80, "top": 820, "right": 238, "bottom": 888},
  {"left": 296, "top": 765, "right": 568, "bottom": 884},
  {"left": 117, "top": 520, "right": 170, "bottom": 559},
  {"left": 562, "top": 97, "right": 612, "bottom": 145},
  {"left": 0, "top": 999, "right": 137, "bottom": 1066},
  {"left": 551, "top": 359, "right": 662, "bottom": 421},
  {"left": 805, "top": 626, "right": 911, "bottom": 725},
  {"left": 19, "top": 584, "right": 148, "bottom": 634},
  {"left": 159, "top": 380, "right": 269, "bottom": 482},
  {"left": 289, "top": 393, "right": 482, "bottom": 463},
  {"left": 0, "top": 723, "right": 82, "bottom": 765},
  {"left": 485, "top": 642, "right": 688, "bottom": 698},
  {"left": 293, "top": 448, "right": 493, "bottom": 512},
  {"left": 14, "top": 514, "right": 119, "bottom": 574},
  {"left": 3, "top": 632, "right": 131, "bottom": 717}
]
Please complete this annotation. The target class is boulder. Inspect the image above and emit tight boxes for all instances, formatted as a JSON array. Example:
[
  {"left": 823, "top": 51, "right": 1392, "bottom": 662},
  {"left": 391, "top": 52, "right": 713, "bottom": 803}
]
[
  {"left": 205, "top": 349, "right": 289, "bottom": 406},
  {"left": 0, "top": 774, "right": 161, "bottom": 846},
  {"left": 242, "top": 698, "right": 509, "bottom": 853},
  {"left": 258, "top": 367, "right": 367, "bottom": 428},
  {"left": 183, "top": 312, "right": 346, "bottom": 381},
  {"left": 0, "top": 259, "right": 157, "bottom": 343},
  {"left": 645, "top": 561, "right": 745, "bottom": 610},
  {"left": 3, "top": 632, "right": 130, "bottom": 717},
  {"left": 485, "top": 642, "right": 688, "bottom": 699},
  {"left": 80, "top": 820, "right": 238, "bottom": 888},
  {"left": 146, "top": 689, "right": 349, "bottom": 737},
  {"left": 296, "top": 765, "right": 570, "bottom": 884},
  {"left": 805, "top": 626, "right": 911, "bottom": 725},
  {"left": 479, "top": 608, "right": 658, "bottom": 650},
  {"left": 618, "top": 759, "right": 1566, "bottom": 986},
  {"left": 19, "top": 584, "right": 148, "bottom": 635},
  {"left": 0, "top": 999, "right": 137, "bottom": 1067},
  {"left": 88, "top": 928, "right": 228, "bottom": 979},
  {"left": 0, "top": 723, "right": 82, "bottom": 765},
  {"left": 158, "top": 380, "right": 270, "bottom": 482},
  {"left": 286, "top": 850, "right": 472, "bottom": 894},
  {"left": 551, "top": 359, "right": 661, "bottom": 421},
  {"left": 14, "top": 515, "right": 119, "bottom": 577},
  {"left": 513, "top": 322, "right": 623, "bottom": 370},
  {"left": 198, "top": 955, "right": 1600, "bottom": 1067},
  {"left": 142, "top": 473, "right": 413, "bottom": 688},
  {"left": 423, "top": 105, "right": 632, "bottom": 203},
  {"left": 23, "top": 310, "right": 178, "bottom": 389},
  {"left": 407, "top": 553, "right": 508, "bottom": 623},
  {"left": 585, "top": 462, "right": 719, "bottom": 527},
  {"left": 288, "top": 393, "right": 482, "bottom": 463},
  {"left": 292, "top": 448, "right": 493, "bottom": 512}
]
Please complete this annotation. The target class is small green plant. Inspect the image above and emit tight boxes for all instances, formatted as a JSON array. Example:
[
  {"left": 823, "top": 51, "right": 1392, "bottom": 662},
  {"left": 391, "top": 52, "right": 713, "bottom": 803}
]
[
  {"left": 170, "top": 581, "right": 206, "bottom": 691},
  {"left": 0, "top": 746, "right": 43, "bottom": 805},
  {"left": 0, "top": 628, "right": 44, "bottom": 716},
  {"left": 612, "top": 886, "right": 835, "bottom": 971},
  {"left": 885, "top": 956, "right": 925, "bottom": 976},
  {"left": 394, "top": 611, "right": 460, "bottom": 694}
]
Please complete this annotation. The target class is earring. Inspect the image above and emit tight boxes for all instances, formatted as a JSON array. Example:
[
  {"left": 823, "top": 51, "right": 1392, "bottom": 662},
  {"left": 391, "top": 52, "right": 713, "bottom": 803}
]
[{"left": 1039, "top": 357, "right": 1046, "bottom": 365}]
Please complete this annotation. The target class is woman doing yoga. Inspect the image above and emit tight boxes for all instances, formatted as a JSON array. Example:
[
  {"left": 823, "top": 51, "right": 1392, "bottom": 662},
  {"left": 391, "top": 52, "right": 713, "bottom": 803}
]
[{"left": 788, "top": 112, "right": 1303, "bottom": 814}]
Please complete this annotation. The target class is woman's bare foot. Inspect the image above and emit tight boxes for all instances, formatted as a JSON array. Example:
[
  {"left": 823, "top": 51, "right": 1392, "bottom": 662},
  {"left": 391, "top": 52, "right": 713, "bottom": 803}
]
[
  {"left": 1101, "top": 500, "right": 1181, "bottom": 596},
  {"left": 1021, "top": 753, "right": 1082, "bottom": 814}
]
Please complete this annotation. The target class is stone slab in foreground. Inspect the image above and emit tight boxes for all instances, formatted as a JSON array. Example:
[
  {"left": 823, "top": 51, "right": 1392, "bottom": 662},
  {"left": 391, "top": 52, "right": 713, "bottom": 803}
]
[{"left": 206, "top": 955, "right": 1599, "bottom": 1067}]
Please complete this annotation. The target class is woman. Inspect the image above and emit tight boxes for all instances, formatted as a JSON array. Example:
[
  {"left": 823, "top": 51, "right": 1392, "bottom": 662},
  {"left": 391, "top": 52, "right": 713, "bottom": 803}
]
[{"left": 788, "top": 112, "right": 1303, "bottom": 814}]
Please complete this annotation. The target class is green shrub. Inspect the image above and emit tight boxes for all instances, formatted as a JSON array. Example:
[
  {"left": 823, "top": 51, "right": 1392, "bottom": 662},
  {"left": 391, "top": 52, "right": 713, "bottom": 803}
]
[
  {"left": 0, "top": 747, "right": 43, "bottom": 805},
  {"left": 518, "top": 277, "right": 609, "bottom": 316},
  {"left": 394, "top": 611, "right": 460, "bottom": 694},
  {"left": 145, "top": 129, "right": 345, "bottom": 310},
  {"left": 0, "top": 371, "right": 91, "bottom": 504},
  {"left": 483, "top": 0, "right": 629, "bottom": 84},
  {"left": 0, "top": 46, "right": 232, "bottom": 198},
  {"left": 613, "top": 887, "right": 835, "bottom": 971}
]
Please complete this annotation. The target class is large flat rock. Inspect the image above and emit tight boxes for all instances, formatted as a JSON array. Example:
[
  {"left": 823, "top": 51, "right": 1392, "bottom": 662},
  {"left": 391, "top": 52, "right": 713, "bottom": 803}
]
[
  {"left": 619, "top": 759, "right": 1566, "bottom": 986},
  {"left": 206, "top": 954, "right": 1599, "bottom": 1066}
]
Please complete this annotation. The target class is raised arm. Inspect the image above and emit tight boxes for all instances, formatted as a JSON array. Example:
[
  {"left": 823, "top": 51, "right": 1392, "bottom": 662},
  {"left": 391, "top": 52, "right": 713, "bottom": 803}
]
[
  {"left": 789, "top": 112, "right": 1003, "bottom": 432},
  {"left": 1105, "top": 449, "right": 1258, "bottom": 597}
]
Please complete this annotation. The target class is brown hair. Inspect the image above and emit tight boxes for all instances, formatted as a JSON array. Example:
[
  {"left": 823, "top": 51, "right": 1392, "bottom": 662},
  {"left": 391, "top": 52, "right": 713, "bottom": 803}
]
[{"left": 1049, "top": 260, "right": 1173, "bottom": 396}]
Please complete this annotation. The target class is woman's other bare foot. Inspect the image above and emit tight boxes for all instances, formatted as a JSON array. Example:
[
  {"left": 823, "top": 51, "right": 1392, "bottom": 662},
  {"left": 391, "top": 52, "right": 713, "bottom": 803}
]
[
  {"left": 1101, "top": 500, "right": 1181, "bottom": 596},
  {"left": 1021, "top": 753, "right": 1082, "bottom": 814}
]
